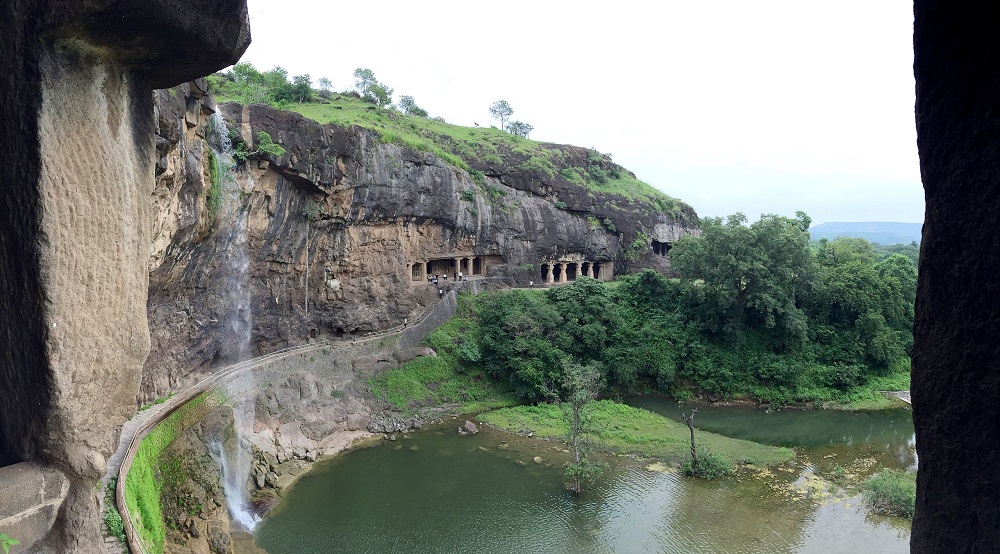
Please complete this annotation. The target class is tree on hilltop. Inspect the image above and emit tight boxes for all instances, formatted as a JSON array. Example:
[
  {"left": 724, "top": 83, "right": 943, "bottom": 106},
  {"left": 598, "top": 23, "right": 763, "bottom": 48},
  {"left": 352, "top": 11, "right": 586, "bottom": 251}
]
[
  {"left": 353, "top": 68, "right": 394, "bottom": 107},
  {"left": 291, "top": 74, "right": 313, "bottom": 103},
  {"left": 399, "top": 95, "right": 428, "bottom": 117},
  {"left": 317, "top": 77, "right": 333, "bottom": 99},
  {"left": 489, "top": 100, "right": 513, "bottom": 131},
  {"left": 508, "top": 120, "right": 534, "bottom": 138}
]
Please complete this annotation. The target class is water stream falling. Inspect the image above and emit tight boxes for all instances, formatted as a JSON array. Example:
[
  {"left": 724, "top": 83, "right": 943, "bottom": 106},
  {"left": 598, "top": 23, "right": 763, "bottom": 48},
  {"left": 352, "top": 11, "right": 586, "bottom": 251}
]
[{"left": 206, "top": 112, "right": 259, "bottom": 530}]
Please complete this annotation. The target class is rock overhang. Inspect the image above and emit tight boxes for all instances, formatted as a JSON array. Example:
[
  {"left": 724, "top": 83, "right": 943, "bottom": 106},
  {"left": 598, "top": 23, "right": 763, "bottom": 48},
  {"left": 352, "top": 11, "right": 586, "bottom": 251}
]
[{"left": 53, "top": 0, "right": 251, "bottom": 89}]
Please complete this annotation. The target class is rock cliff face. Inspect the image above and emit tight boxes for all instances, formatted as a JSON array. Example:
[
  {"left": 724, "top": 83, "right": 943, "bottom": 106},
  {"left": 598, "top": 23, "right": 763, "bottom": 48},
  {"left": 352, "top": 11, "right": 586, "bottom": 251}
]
[{"left": 142, "top": 89, "right": 699, "bottom": 400}]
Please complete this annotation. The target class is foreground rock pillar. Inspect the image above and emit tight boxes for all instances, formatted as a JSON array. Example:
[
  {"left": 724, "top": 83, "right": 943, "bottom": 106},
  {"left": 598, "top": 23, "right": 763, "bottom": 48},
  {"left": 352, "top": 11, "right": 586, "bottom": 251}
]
[
  {"left": 911, "top": 1, "right": 1000, "bottom": 550},
  {"left": 0, "top": 1, "right": 249, "bottom": 551}
]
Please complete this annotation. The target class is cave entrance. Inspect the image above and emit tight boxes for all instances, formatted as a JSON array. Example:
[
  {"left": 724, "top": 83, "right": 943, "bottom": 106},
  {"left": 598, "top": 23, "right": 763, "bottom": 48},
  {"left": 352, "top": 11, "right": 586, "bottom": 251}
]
[{"left": 652, "top": 240, "right": 672, "bottom": 256}]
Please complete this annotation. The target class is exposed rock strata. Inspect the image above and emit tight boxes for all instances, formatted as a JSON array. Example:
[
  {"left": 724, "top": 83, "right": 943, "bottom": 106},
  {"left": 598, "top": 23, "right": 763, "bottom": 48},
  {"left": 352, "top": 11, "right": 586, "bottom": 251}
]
[{"left": 143, "top": 95, "right": 699, "bottom": 400}]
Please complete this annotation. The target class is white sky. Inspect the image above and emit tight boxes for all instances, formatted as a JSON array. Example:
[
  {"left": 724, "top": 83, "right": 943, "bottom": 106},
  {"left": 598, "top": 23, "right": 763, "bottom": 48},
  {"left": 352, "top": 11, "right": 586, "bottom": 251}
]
[{"left": 238, "top": 0, "right": 922, "bottom": 225}]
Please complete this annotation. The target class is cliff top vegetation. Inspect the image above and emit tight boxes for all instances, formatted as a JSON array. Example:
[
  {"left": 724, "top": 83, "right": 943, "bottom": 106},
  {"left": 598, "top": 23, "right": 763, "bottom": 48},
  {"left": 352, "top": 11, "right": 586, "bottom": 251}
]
[{"left": 207, "top": 64, "right": 694, "bottom": 220}]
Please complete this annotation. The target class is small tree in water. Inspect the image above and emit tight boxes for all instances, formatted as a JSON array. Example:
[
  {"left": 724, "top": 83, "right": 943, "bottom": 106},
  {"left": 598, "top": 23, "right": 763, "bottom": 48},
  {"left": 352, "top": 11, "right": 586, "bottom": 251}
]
[
  {"left": 681, "top": 408, "right": 732, "bottom": 479},
  {"left": 558, "top": 361, "right": 608, "bottom": 495}
]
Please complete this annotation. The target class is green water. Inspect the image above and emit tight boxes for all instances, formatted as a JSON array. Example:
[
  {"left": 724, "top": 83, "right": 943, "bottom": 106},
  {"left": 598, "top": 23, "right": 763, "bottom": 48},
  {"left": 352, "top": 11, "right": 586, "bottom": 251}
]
[{"left": 254, "top": 406, "right": 913, "bottom": 554}]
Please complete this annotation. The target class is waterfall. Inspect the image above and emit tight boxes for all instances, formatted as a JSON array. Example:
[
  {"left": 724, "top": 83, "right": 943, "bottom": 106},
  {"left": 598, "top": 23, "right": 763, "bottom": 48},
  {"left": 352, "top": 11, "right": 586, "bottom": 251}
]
[
  {"left": 208, "top": 374, "right": 260, "bottom": 530},
  {"left": 207, "top": 112, "right": 259, "bottom": 530}
]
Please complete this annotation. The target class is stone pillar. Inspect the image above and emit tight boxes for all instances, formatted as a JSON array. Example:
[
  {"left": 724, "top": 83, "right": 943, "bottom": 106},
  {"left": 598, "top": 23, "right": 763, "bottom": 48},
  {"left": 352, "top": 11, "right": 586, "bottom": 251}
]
[
  {"left": 420, "top": 262, "right": 428, "bottom": 281},
  {"left": 545, "top": 264, "right": 553, "bottom": 284},
  {"left": 912, "top": 2, "right": 1000, "bottom": 550},
  {"left": 0, "top": 3, "right": 249, "bottom": 551},
  {"left": 466, "top": 257, "right": 474, "bottom": 276},
  {"left": 587, "top": 262, "right": 595, "bottom": 278},
  {"left": 559, "top": 263, "right": 568, "bottom": 283}
]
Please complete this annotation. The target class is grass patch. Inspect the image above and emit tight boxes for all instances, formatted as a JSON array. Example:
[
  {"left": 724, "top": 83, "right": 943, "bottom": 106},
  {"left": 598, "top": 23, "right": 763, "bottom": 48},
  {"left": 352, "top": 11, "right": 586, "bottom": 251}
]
[
  {"left": 681, "top": 448, "right": 733, "bottom": 479},
  {"left": 368, "top": 293, "right": 517, "bottom": 415},
  {"left": 479, "top": 400, "right": 793, "bottom": 466},
  {"left": 862, "top": 468, "right": 916, "bottom": 518},
  {"left": 124, "top": 392, "right": 213, "bottom": 554},
  {"left": 368, "top": 356, "right": 516, "bottom": 415}
]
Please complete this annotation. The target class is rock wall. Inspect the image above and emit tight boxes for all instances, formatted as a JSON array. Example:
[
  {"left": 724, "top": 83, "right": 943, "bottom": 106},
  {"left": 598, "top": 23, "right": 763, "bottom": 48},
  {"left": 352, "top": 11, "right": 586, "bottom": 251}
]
[
  {"left": 911, "top": 1, "right": 1000, "bottom": 551},
  {"left": 0, "top": 2, "right": 249, "bottom": 551},
  {"left": 141, "top": 95, "right": 700, "bottom": 401}
]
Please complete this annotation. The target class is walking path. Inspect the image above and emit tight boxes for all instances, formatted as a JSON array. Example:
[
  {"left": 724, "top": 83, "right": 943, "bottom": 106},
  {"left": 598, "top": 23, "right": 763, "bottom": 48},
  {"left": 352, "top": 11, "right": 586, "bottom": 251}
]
[
  {"left": 884, "top": 390, "right": 912, "bottom": 404},
  {"left": 104, "top": 291, "right": 456, "bottom": 554}
]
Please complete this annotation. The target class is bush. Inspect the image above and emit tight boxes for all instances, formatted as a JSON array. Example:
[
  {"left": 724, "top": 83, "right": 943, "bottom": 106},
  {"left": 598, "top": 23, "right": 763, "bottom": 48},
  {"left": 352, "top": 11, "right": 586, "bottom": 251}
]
[
  {"left": 681, "top": 448, "right": 732, "bottom": 479},
  {"left": 468, "top": 169, "right": 486, "bottom": 186},
  {"left": 862, "top": 468, "right": 916, "bottom": 518},
  {"left": 104, "top": 477, "right": 126, "bottom": 541},
  {"left": 460, "top": 189, "right": 476, "bottom": 202}
]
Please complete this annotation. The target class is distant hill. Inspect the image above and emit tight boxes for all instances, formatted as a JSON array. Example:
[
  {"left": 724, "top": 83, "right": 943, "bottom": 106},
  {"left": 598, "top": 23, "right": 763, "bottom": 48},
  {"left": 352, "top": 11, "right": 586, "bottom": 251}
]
[{"left": 810, "top": 222, "right": 922, "bottom": 245}]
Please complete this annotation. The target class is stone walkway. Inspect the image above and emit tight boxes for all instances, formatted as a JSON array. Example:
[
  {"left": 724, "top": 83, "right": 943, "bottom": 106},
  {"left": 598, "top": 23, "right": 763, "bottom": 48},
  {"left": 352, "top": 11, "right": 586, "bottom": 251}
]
[{"left": 883, "top": 390, "right": 912, "bottom": 404}]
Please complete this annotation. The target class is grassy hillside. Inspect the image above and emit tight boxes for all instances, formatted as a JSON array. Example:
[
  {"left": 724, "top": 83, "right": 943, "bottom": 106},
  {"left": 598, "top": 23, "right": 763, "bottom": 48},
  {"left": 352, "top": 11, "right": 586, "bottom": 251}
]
[{"left": 216, "top": 90, "right": 689, "bottom": 216}]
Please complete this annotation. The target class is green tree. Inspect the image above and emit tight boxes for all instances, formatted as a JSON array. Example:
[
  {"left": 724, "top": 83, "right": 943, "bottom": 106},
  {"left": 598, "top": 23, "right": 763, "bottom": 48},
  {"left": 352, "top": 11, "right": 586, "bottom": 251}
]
[
  {"left": 262, "top": 66, "right": 294, "bottom": 104},
  {"left": 508, "top": 120, "right": 534, "bottom": 138},
  {"left": 367, "top": 82, "right": 393, "bottom": 107},
  {"left": 489, "top": 100, "right": 513, "bottom": 131},
  {"left": 547, "top": 277, "right": 618, "bottom": 366},
  {"left": 817, "top": 236, "right": 877, "bottom": 267},
  {"left": 558, "top": 361, "right": 607, "bottom": 495},
  {"left": 353, "top": 68, "right": 393, "bottom": 107},
  {"left": 317, "top": 76, "right": 333, "bottom": 99},
  {"left": 291, "top": 74, "right": 313, "bottom": 103},
  {"left": 399, "top": 95, "right": 428, "bottom": 117},
  {"left": 230, "top": 61, "right": 263, "bottom": 87},
  {"left": 477, "top": 291, "right": 566, "bottom": 399},
  {"left": 671, "top": 212, "right": 815, "bottom": 345},
  {"left": 353, "top": 67, "right": 377, "bottom": 96},
  {"left": 808, "top": 238, "right": 914, "bottom": 370}
]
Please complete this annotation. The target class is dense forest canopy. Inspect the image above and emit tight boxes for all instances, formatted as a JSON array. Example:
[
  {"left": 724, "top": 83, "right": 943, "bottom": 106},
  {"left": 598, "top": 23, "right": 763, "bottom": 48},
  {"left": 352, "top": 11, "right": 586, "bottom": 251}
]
[{"left": 441, "top": 213, "right": 913, "bottom": 405}]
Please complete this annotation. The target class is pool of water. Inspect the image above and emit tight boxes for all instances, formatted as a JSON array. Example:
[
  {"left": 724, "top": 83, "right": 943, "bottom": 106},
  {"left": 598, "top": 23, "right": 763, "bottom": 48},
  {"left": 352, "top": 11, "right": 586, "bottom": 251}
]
[
  {"left": 626, "top": 397, "right": 916, "bottom": 470},
  {"left": 253, "top": 405, "right": 913, "bottom": 554}
]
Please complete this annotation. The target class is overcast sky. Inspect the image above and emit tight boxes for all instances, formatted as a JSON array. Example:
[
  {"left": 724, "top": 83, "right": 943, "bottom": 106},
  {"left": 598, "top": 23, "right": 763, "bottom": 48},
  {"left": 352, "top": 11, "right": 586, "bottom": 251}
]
[{"left": 238, "top": 0, "right": 922, "bottom": 225}]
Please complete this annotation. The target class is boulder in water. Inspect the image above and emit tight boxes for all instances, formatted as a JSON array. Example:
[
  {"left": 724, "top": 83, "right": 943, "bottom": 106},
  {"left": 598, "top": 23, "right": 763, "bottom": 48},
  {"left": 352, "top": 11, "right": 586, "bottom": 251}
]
[{"left": 458, "top": 420, "right": 479, "bottom": 435}]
